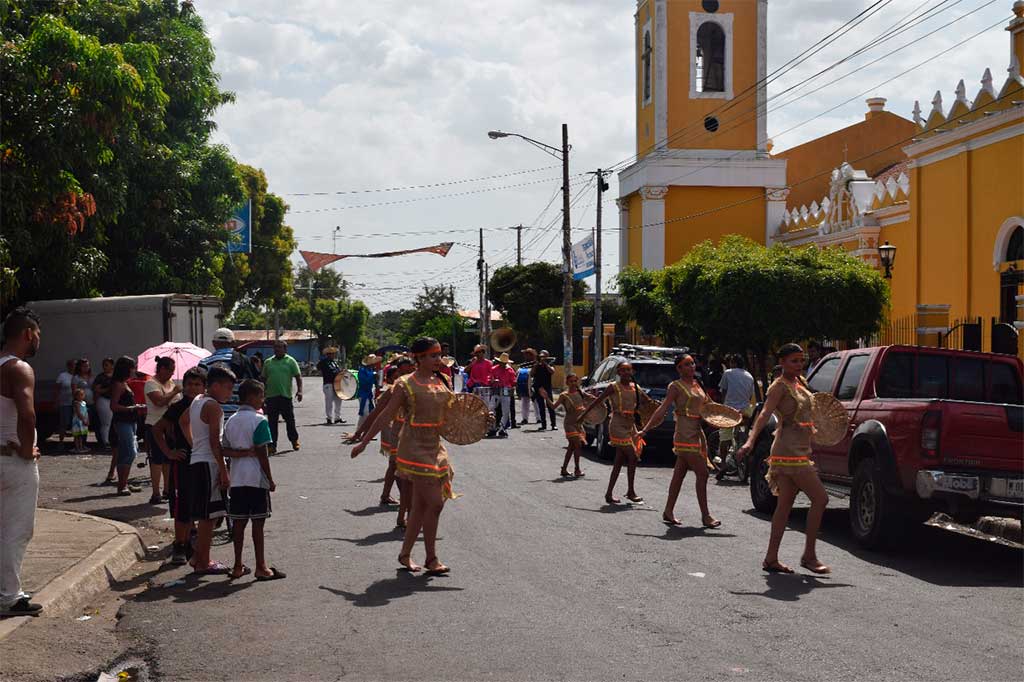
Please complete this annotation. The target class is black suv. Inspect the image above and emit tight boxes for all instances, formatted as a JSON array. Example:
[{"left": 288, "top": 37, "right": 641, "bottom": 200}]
[{"left": 582, "top": 346, "right": 713, "bottom": 460}]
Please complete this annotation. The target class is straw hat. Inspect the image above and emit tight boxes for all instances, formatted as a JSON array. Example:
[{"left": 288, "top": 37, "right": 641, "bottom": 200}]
[
  {"left": 442, "top": 356, "right": 456, "bottom": 368},
  {"left": 440, "top": 393, "right": 490, "bottom": 445},
  {"left": 700, "top": 403, "right": 743, "bottom": 428},
  {"left": 361, "top": 354, "right": 380, "bottom": 366},
  {"left": 811, "top": 392, "right": 849, "bottom": 446},
  {"left": 581, "top": 400, "right": 608, "bottom": 427},
  {"left": 496, "top": 352, "right": 511, "bottom": 364},
  {"left": 323, "top": 346, "right": 339, "bottom": 356}
]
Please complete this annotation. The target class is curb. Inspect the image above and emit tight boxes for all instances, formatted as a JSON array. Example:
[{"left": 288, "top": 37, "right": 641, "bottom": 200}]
[{"left": 0, "top": 509, "right": 146, "bottom": 642}]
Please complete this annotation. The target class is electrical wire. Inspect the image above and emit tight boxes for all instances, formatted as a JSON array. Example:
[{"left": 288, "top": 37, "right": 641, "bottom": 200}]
[{"left": 280, "top": 164, "right": 559, "bottom": 196}]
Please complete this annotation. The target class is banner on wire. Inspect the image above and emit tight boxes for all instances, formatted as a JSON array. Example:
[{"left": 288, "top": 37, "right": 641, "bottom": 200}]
[
  {"left": 571, "top": 234, "right": 595, "bottom": 280},
  {"left": 299, "top": 242, "right": 455, "bottom": 272},
  {"left": 224, "top": 200, "right": 252, "bottom": 254}
]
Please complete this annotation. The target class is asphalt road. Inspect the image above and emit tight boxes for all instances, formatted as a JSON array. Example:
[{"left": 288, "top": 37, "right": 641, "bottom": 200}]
[{"left": 20, "top": 398, "right": 1024, "bottom": 681}]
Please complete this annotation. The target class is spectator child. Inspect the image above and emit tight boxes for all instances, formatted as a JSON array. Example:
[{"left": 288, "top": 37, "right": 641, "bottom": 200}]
[
  {"left": 71, "top": 388, "right": 89, "bottom": 453},
  {"left": 224, "top": 380, "right": 284, "bottom": 581},
  {"left": 56, "top": 359, "right": 74, "bottom": 444}
]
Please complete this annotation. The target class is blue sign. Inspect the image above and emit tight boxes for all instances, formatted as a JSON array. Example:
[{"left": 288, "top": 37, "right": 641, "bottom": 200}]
[
  {"left": 571, "top": 234, "right": 595, "bottom": 280},
  {"left": 225, "top": 200, "right": 251, "bottom": 253}
]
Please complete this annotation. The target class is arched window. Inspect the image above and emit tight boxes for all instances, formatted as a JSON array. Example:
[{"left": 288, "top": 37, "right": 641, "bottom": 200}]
[
  {"left": 696, "top": 22, "right": 725, "bottom": 93},
  {"left": 642, "top": 30, "right": 652, "bottom": 104},
  {"left": 1006, "top": 225, "right": 1023, "bottom": 262}
]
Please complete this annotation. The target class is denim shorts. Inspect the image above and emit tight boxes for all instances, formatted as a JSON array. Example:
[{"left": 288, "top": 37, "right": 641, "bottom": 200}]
[{"left": 113, "top": 421, "right": 138, "bottom": 467}]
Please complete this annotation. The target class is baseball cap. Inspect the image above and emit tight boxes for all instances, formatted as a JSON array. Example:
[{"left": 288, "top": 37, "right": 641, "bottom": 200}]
[{"left": 212, "top": 327, "right": 235, "bottom": 343}]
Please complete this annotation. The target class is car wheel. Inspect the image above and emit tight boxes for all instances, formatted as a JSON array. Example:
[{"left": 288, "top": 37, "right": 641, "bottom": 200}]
[
  {"left": 584, "top": 426, "right": 596, "bottom": 447},
  {"left": 749, "top": 439, "right": 776, "bottom": 514},
  {"left": 850, "top": 458, "right": 914, "bottom": 549}
]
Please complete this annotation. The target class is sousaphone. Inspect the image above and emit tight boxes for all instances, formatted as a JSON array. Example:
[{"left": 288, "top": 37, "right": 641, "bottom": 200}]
[
  {"left": 489, "top": 327, "right": 517, "bottom": 353},
  {"left": 334, "top": 371, "right": 358, "bottom": 400}
]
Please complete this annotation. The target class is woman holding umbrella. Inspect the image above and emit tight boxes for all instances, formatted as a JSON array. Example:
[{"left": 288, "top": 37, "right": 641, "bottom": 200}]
[{"left": 144, "top": 356, "right": 182, "bottom": 504}]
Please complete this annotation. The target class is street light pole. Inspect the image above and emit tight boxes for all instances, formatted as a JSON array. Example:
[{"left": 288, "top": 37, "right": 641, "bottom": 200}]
[{"left": 560, "top": 123, "right": 572, "bottom": 375}]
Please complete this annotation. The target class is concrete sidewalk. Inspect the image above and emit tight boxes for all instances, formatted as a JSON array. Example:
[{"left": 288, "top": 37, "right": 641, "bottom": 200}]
[{"left": 0, "top": 508, "right": 145, "bottom": 641}]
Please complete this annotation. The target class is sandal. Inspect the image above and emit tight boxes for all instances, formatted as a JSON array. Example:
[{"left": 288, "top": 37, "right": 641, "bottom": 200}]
[
  {"left": 193, "top": 561, "right": 231, "bottom": 576},
  {"left": 424, "top": 557, "right": 450, "bottom": 576},
  {"left": 702, "top": 517, "right": 722, "bottom": 529},
  {"left": 380, "top": 496, "right": 398, "bottom": 506},
  {"left": 396, "top": 519, "right": 407, "bottom": 530},
  {"left": 626, "top": 493, "right": 644, "bottom": 503},
  {"left": 800, "top": 558, "right": 832, "bottom": 575},
  {"left": 228, "top": 565, "right": 251, "bottom": 580},
  {"left": 573, "top": 470, "right": 585, "bottom": 478},
  {"left": 762, "top": 560, "right": 794, "bottom": 574},
  {"left": 605, "top": 494, "right": 621, "bottom": 505},
  {"left": 662, "top": 513, "right": 681, "bottom": 526},
  {"left": 560, "top": 469, "right": 572, "bottom": 478},
  {"left": 398, "top": 554, "right": 421, "bottom": 572},
  {"left": 255, "top": 567, "right": 286, "bottom": 581}
]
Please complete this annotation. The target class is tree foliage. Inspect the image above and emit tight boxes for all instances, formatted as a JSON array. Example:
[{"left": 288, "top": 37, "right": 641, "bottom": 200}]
[
  {"left": 0, "top": 1, "right": 254, "bottom": 304},
  {"left": 615, "top": 266, "right": 671, "bottom": 338},
  {"left": 294, "top": 264, "right": 348, "bottom": 303},
  {"left": 488, "top": 262, "right": 586, "bottom": 342}
]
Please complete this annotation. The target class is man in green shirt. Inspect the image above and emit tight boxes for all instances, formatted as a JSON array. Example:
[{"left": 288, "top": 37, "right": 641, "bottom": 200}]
[{"left": 260, "top": 341, "right": 303, "bottom": 452}]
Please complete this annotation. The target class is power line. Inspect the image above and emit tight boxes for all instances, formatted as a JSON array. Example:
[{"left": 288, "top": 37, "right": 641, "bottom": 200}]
[{"left": 279, "top": 164, "right": 559, "bottom": 196}]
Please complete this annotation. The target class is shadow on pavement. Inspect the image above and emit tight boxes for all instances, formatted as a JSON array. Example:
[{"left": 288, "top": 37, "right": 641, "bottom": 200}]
[
  {"left": 132, "top": 573, "right": 256, "bottom": 604},
  {"left": 314, "top": 530, "right": 405, "bottom": 547},
  {"left": 743, "top": 507, "right": 1024, "bottom": 588},
  {"left": 625, "top": 527, "right": 738, "bottom": 541},
  {"left": 342, "top": 505, "right": 393, "bottom": 517},
  {"left": 564, "top": 504, "right": 657, "bottom": 514},
  {"left": 729, "top": 573, "right": 853, "bottom": 602},
  {"left": 318, "top": 573, "right": 463, "bottom": 607}
]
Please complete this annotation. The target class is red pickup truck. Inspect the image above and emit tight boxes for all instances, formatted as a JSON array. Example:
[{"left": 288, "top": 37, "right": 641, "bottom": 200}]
[{"left": 747, "top": 345, "right": 1023, "bottom": 548}]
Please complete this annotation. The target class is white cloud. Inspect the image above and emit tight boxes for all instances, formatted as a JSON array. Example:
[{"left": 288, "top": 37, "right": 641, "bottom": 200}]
[{"left": 198, "top": 0, "right": 1018, "bottom": 311}]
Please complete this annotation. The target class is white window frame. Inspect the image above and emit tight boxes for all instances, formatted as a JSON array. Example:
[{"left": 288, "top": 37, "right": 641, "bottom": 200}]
[
  {"left": 641, "top": 19, "right": 653, "bottom": 108},
  {"left": 689, "top": 12, "right": 733, "bottom": 100}
]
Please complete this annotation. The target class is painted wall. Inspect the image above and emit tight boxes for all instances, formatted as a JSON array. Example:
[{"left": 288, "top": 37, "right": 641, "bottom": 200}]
[
  {"left": 635, "top": 1, "right": 656, "bottom": 157},
  {"left": 628, "top": 192, "right": 644, "bottom": 267},
  {"left": 775, "top": 111, "right": 916, "bottom": 210},
  {"left": 665, "top": 0, "right": 760, "bottom": 152},
  {"left": 663, "top": 185, "right": 766, "bottom": 264}
]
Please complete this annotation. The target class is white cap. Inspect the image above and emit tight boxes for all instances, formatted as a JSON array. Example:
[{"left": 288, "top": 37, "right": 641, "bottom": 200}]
[{"left": 212, "top": 327, "right": 235, "bottom": 343}]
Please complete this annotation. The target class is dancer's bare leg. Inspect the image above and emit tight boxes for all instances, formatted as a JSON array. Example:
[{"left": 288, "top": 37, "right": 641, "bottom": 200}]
[
  {"left": 793, "top": 469, "right": 830, "bottom": 571},
  {"left": 419, "top": 481, "right": 446, "bottom": 571},
  {"left": 764, "top": 475, "right": 799, "bottom": 571},
  {"left": 561, "top": 445, "right": 573, "bottom": 475},
  {"left": 572, "top": 444, "right": 583, "bottom": 476},
  {"left": 396, "top": 478, "right": 411, "bottom": 527},
  {"left": 605, "top": 450, "right": 625, "bottom": 503},
  {"left": 663, "top": 456, "right": 688, "bottom": 523},
  {"left": 381, "top": 458, "right": 397, "bottom": 503},
  {"left": 399, "top": 480, "right": 426, "bottom": 571},
  {"left": 687, "top": 451, "right": 717, "bottom": 526},
  {"left": 625, "top": 450, "right": 642, "bottom": 501}
]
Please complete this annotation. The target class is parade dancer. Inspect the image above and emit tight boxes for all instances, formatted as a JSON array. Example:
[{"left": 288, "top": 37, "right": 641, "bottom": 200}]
[
  {"left": 542, "top": 374, "right": 591, "bottom": 479},
  {"left": 638, "top": 354, "right": 721, "bottom": 528},
  {"left": 351, "top": 337, "right": 456, "bottom": 575},
  {"left": 370, "top": 358, "right": 415, "bottom": 527},
  {"left": 579, "top": 362, "right": 653, "bottom": 504},
  {"left": 737, "top": 343, "right": 831, "bottom": 575}
]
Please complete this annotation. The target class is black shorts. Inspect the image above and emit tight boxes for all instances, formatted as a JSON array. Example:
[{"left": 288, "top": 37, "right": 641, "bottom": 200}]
[
  {"left": 167, "top": 456, "right": 192, "bottom": 524},
  {"left": 228, "top": 486, "right": 272, "bottom": 520},
  {"left": 183, "top": 460, "right": 226, "bottom": 521},
  {"left": 144, "top": 425, "right": 168, "bottom": 465}
]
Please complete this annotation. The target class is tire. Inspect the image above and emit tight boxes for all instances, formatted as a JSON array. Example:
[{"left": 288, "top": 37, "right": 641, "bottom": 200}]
[
  {"left": 584, "top": 426, "right": 596, "bottom": 447},
  {"left": 850, "top": 458, "right": 914, "bottom": 549},
  {"left": 749, "top": 439, "right": 776, "bottom": 514}
]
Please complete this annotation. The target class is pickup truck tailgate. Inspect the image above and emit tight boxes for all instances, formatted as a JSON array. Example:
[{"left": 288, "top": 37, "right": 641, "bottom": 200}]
[{"left": 941, "top": 402, "right": 1024, "bottom": 471}]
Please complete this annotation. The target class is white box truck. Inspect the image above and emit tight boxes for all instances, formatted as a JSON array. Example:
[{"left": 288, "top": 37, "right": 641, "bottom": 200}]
[{"left": 25, "top": 294, "right": 223, "bottom": 440}]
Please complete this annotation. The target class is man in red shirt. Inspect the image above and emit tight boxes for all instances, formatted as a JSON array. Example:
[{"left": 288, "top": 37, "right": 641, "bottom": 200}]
[
  {"left": 489, "top": 352, "right": 517, "bottom": 437},
  {"left": 466, "top": 345, "right": 493, "bottom": 392}
]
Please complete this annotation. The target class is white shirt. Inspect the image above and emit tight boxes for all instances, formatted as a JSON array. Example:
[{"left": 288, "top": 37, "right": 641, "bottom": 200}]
[
  {"left": 719, "top": 368, "right": 755, "bottom": 411},
  {"left": 144, "top": 378, "right": 179, "bottom": 426},
  {"left": 222, "top": 405, "right": 272, "bottom": 488},
  {"left": 56, "top": 371, "right": 74, "bottom": 406},
  {"left": 188, "top": 395, "right": 221, "bottom": 465}
]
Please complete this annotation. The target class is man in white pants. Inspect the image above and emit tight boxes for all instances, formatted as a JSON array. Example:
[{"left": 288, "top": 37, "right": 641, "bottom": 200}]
[
  {"left": 489, "top": 353, "right": 516, "bottom": 438},
  {"left": 0, "top": 307, "right": 43, "bottom": 617},
  {"left": 315, "top": 347, "right": 345, "bottom": 425}
]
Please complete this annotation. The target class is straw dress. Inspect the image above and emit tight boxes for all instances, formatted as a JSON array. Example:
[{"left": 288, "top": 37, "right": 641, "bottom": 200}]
[
  {"left": 553, "top": 391, "right": 586, "bottom": 446},
  {"left": 670, "top": 379, "right": 708, "bottom": 459},
  {"left": 765, "top": 377, "right": 815, "bottom": 495},
  {"left": 608, "top": 382, "right": 651, "bottom": 457},
  {"left": 392, "top": 373, "right": 456, "bottom": 499}
]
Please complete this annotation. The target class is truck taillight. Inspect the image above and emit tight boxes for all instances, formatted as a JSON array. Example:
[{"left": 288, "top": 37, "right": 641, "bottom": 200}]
[{"left": 920, "top": 410, "right": 941, "bottom": 459}]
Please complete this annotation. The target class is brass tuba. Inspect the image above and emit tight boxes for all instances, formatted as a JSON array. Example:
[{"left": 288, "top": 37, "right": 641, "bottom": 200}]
[{"left": 489, "top": 327, "right": 517, "bottom": 353}]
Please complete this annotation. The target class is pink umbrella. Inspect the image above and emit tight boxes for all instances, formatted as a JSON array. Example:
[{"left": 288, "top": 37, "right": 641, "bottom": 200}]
[{"left": 137, "top": 342, "right": 211, "bottom": 380}]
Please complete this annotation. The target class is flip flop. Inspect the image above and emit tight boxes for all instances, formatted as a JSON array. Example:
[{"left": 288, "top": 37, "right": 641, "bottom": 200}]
[
  {"left": 193, "top": 561, "right": 231, "bottom": 576},
  {"left": 702, "top": 518, "right": 722, "bottom": 529},
  {"left": 228, "top": 565, "right": 251, "bottom": 580},
  {"left": 573, "top": 471, "right": 585, "bottom": 478},
  {"left": 762, "top": 561, "right": 794, "bottom": 574},
  {"left": 800, "top": 559, "right": 832, "bottom": 575},
  {"left": 424, "top": 557, "right": 450, "bottom": 576},
  {"left": 662, "top": 514, "right": 682, "bottom": 526},
  {"left": 255, "top": 567, "right": 286, "bottom": 581},
  {"left": 626, "top": 494, "right": 644, "bottom": 503}
]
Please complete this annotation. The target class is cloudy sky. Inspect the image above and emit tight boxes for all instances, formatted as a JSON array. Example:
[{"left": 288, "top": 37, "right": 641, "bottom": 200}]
[{"left": 198, "top": 0, "right": 1017, "bottom": 312}]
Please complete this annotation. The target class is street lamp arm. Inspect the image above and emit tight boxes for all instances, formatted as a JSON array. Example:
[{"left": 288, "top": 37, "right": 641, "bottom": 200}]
[{"left": 488, "top": 130, "right": 564, "bottom": 160}]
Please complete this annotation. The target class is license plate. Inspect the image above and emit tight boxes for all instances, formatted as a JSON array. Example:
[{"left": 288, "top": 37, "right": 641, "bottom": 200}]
[
  {"left": 946, "top": 476, "right": 978, "bottom": 493},
  {"left": 990, "top": 478, "right": 1024, "bottom": 499}
]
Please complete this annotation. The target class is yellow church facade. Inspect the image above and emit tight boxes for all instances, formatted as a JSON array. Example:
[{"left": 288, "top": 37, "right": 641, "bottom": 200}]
[{"left": 618, "top": 0, "right": 1024, "bottom": 353}]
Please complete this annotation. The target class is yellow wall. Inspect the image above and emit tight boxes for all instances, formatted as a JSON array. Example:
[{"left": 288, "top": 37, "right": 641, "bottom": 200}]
[
  {"left": 665, "top": 0, "right": 759, "bottom": 151},
  {"left": 635, "top": 1, "right": 655, "bottom": 158},
  {"left": 628, "top": 192, "right": 643, "bottom": 267},
  {"left": 880, "top": 215, "right": 919, "bottom": 321},
  {"left": 663, "top": 186, "right": 765, "bottom": 263}
]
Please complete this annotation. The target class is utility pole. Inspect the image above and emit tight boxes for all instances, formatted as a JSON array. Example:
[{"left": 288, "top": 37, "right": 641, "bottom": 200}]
[
  {"left": 483, "top": 263, "right": 491, "bottom": 356},
  {"left": 333, "top": 225, "right": 341, "bottom": 254},
  {"left": 513, "top": 224, "right": 523, "bottom": 266},
  {"left": 449, "top": 284, "right": 457, "bottom": 358},
  {"left": 478, "top": 227, "right": 485, "bottom": 346},
  {"left": 560, "top": 123, "right": 572, "bottom": 374},
  {"left": 593, "top": 169, "right": 609, "bottom": 374}
]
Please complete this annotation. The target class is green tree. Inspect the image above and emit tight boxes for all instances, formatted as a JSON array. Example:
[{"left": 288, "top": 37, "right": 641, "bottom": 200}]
[
  {"left": 487, "top": 262, "right": 586, "bottom": 343},
  {"left": 616, "top": 266, "right": 670, "bottom": 338},
  {"left": 1, "top": 1, "right": 246, "bottom": 304},
  {"left": 294, "top": 264, "right": 348, "bottom": 303},
  {"left": 403, "top": 284, "right": 457, "bottom": 340},
  {"left": 365, "top": 309, "right": 414, "bottom": 348}
]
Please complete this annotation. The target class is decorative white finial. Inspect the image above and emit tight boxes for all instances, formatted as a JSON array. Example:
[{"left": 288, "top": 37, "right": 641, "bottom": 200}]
[
  {"left": 955, "top": 79, "right": 968, "bottom": 104},
  {"left": 912, "top": 100, "right": 923, "bottom": 126},
  {"left": 1010, "top": 54, "right": 1022, "bottom": 78},
  {"left": 981, "top": 68, "right": 995, "bottom": 96},
  {"left": 930, "top": 90, "right": 943, "bottom": 114}
]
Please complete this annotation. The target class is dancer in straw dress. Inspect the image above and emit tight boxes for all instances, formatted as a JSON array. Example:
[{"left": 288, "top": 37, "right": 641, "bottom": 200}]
[
  {"left": 579, "top": 362, "right": 654, "bottom": 505},
  {"left": 737, "top": 343, "right": 831, "bottom": 575},
  {"left": 638, "top": 354, "right": 721, "bottom": 528},
  {"left": 351, "top": 337, "right": 456, "bottom": 575},
  {"left": 542, "top": 373, "right": 594, "bottom": 479}
]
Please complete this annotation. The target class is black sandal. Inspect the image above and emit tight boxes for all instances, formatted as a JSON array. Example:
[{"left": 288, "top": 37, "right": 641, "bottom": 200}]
[
  {"left": 424, "top": 557, "right": 450, "bottom": 576},
  {"left": 762, "top": 560, "right": 794, "bottom": 574}
]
